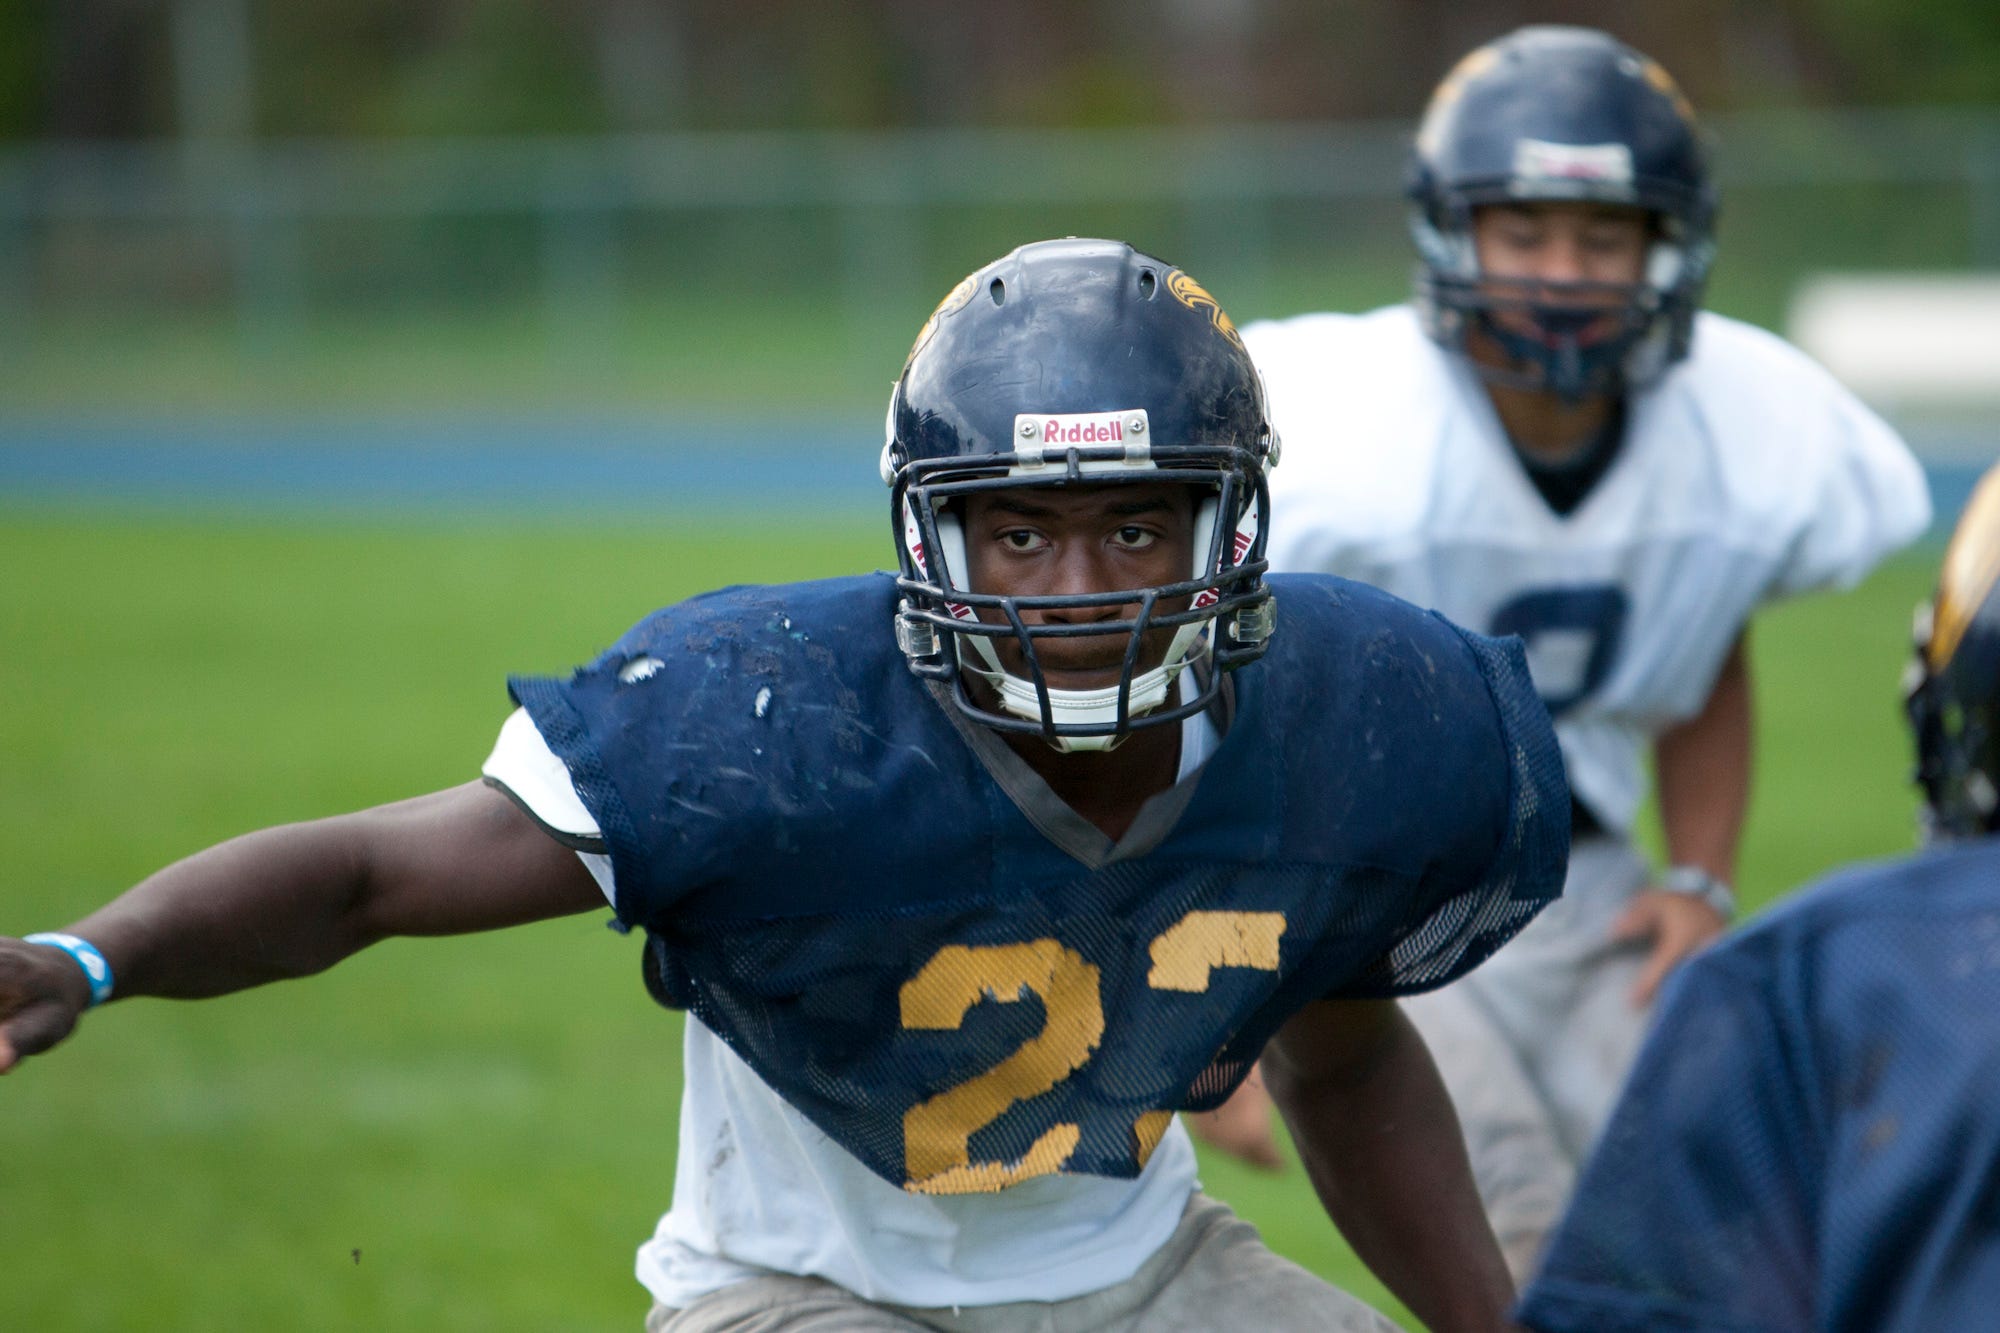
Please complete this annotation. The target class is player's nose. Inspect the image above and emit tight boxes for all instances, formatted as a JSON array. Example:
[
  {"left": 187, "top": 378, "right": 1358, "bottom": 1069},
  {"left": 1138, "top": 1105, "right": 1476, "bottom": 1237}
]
[
  {"left": 1036, "top": 545, "right": 1128, "bottom": 622},
  {"left": 1532, "top": 234, "right": 1590, "bottom": 285}
]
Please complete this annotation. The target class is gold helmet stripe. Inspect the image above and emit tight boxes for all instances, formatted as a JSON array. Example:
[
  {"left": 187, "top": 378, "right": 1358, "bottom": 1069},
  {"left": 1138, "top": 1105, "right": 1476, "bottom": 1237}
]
[
  {"left": 1638, "top": 57, "right": 1697, "bottom": 125},
  {"left": 1415, "top": 47, "right": 1501, "bottom": 157},
  {"left": 1931, "top": 463, "right": 2000, "bottom": 669},
  {"left": 903, "top": 274, "right": 978, "bottom": 373},
  {"left": 1165, "top": 270, "right": 1244, "bottom": 351}
]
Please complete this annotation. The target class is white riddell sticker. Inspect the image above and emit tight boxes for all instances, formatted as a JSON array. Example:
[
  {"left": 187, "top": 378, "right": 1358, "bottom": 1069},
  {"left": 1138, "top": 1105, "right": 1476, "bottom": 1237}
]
[
  {"left": 1009, "top": 410, "right": 1153, "bottom": 476},
  {"left": 1512, "top": 139, "right": 1635, "bottom": 187},
  {"left": 1014, "top": 409, "right": 1149, "bottom": 449}
]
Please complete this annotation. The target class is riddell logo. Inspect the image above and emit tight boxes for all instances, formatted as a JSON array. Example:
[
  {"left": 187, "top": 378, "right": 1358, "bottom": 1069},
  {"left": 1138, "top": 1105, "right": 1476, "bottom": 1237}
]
[
  {"left": 1040, "top": 414, "right": 1124, "bottom": 444},
  {"left": 1512, "top": 139, "right": 1634, "bottom": 186},
  {"left": 1017, "top": 409, "right": 1147, "bottom": 451}
]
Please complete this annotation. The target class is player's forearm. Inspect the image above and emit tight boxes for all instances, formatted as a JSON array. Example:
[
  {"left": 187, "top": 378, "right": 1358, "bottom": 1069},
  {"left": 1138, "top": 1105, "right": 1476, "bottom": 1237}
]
[
  {"left": 59, "top": 816, "right": 390, "bottom": 1000},
  {"left": 1654, "top": 633, "right": 1751, "bottom": 881},
  {"left": 45, "top": 783, "right": 598, "bottom": 1002},
  {"left": 1267, "top": 1002, "right": 1515, "bottom": 1333}
]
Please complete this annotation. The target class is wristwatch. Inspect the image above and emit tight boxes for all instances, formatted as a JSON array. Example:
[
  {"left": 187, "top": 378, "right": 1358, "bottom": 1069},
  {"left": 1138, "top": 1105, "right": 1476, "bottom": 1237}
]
[{"left": 1659, "top": 865, "right": 1736, "bottom": 921}]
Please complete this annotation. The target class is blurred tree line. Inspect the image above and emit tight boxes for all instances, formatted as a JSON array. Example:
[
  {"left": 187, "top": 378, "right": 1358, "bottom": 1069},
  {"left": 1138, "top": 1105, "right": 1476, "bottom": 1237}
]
[{"left": 12, "top": 0, "right": 2000, "bottom": 142}]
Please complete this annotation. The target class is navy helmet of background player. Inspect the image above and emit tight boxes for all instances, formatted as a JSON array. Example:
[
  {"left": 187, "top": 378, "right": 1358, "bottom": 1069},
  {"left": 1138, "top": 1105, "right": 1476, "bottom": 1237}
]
[
  {"left": 883, "top": 237, "right": 1278, "bottom": 749},
  {"left": 1407, "top": 24, "right": 1715, "bottom": 402},
  {"left": 1516, "top": 471, "right": 2000, "bottom": 1333}
]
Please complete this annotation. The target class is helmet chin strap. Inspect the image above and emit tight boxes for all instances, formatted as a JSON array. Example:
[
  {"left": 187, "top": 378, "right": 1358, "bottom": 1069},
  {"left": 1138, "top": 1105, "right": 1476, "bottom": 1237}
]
[
  {"left": 936, "top": 495, "right": 1220, "bottom": 752},
  {"left": 958, "top": 623, "right": 1211, "bottom": 752}
]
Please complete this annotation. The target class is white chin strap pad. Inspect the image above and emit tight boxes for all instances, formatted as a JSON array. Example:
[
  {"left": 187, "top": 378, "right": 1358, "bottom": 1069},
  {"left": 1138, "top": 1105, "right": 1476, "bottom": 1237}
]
[{"left": 966, "top": 634, "right": 1208, "bottom": 753}]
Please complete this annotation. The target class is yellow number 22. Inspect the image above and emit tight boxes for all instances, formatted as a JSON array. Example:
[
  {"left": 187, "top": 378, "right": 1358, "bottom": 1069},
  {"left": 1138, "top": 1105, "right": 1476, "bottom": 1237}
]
[{"left": 899, "top": 910, "right": 1286, "bottom": 1194}]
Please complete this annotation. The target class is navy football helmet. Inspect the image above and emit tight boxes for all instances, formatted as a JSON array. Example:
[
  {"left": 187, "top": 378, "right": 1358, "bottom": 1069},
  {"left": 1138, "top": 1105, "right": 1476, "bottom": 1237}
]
[
  {"left": 1907, "top": 463, "right": 2000, "bottom": 840},
  {"left": 1407, "top": 25, "right": 1717, "bottom": 400},
  {"left": 881, "top": 238, "right": 1279, "bottom": 751}
]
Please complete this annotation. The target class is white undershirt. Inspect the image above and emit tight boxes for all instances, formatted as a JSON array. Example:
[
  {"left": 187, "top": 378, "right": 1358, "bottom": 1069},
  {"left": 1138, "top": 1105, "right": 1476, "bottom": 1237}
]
[{"left": 482, "top": 703, "right": 1220, "bottom": 1310}]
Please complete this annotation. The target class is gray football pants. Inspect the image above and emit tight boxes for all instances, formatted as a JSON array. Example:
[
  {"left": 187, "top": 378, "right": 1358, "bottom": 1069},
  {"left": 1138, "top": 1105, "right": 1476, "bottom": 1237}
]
[
  {"left": 1401, "top": 834, "right": 1655, "bottom": 1284},
  {"left": 644, "top": 1191, "right": 1401, "bottom": 1333}
]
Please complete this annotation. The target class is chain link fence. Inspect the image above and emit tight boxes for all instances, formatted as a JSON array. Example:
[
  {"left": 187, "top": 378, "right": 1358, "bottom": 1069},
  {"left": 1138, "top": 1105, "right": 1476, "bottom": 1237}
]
[{"left": 6, "top": 110, "right": 1998, "bottom": 342}]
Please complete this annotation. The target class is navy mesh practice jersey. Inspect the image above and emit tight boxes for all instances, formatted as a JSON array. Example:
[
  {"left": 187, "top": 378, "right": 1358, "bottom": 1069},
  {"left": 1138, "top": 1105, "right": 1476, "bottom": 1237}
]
[
  {"left": 1518, "top": 835, "right": 2000, "bottom": 1333},
  {"left": 508, "top": 571, "right": 1569, "bottom": 1194}
]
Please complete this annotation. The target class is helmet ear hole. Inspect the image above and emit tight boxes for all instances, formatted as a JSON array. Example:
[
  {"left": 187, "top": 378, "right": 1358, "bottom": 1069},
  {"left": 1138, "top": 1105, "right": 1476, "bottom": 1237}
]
[
  {"left": 1138, "top": 269, "right": 1157, "bottom": 299},
  {"left": 1646, "top": 241, "right": 1685, "bottom": 291},
  {"left": 988, "top": 278, "right": 1006, "bottom": 306}
]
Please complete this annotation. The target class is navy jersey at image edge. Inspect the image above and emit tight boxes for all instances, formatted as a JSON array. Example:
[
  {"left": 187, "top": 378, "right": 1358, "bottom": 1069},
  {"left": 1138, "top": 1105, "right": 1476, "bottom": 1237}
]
[{"left": 1517, "top": 835, "right": 2000, "bottom": 1333}]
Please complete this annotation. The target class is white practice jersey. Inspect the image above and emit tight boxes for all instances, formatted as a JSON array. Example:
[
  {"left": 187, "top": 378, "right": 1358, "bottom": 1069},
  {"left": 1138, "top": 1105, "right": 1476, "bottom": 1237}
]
[
  {"left": 1243, "top": 304, "right": 1931, "bottom": 833},
  {"left": 481, "top": 707, "right": 1213, "bottom": 1312}
]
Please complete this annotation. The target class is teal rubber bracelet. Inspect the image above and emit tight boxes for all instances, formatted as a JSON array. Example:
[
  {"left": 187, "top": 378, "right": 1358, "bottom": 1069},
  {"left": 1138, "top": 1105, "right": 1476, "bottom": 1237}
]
[{"left": 22, "top": 932, "right": 114, "bottom": 1007}]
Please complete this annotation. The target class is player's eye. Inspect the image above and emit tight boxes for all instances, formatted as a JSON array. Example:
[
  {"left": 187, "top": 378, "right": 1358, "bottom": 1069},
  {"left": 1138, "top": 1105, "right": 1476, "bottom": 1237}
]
[
  {"left": 1111, "top": 526, "right": 1159, "bottom": 550},
  {"left": 1000, "top": 529, "right": 1048, "bottom": 552}
]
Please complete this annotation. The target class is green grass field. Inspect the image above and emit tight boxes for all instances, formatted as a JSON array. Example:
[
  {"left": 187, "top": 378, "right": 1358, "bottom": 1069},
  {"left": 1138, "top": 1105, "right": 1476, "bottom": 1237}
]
[{"left": 0, "top": 506, "right": 1936, "bottom": 1331}]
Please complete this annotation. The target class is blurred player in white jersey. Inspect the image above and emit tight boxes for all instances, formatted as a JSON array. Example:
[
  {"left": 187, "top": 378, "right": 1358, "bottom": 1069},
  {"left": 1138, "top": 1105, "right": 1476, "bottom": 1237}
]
[{"left": 1202, "top": 25, "right": 1931, "bottom": 1277}]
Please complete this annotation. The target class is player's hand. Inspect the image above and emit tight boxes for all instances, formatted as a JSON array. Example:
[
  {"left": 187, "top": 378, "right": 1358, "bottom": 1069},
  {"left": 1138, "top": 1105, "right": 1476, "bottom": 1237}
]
[
  {"left": 0, "top": 937, "right": 94, "bottom": 1073},
  {"left": 1185, "top": 1063, "right": 1288, "bottom": 1172},
  {"left": 1609, "top": 890, "right": 1727, "bottom": 1009}
]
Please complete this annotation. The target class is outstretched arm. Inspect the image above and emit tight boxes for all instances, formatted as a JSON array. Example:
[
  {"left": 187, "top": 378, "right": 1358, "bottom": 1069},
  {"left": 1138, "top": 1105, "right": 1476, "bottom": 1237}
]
[
  {"left": 1265, "top": 996, "right": 1515, "bottom": 1333},
  {"left": 0, "top": 780, "right": 602, "bottom": 1071}
]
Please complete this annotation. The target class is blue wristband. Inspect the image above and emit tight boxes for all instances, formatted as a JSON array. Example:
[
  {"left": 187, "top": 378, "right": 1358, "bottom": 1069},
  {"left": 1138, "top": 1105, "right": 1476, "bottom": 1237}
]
[{"left": 23, "top": 932, "right": 114, "bottom": 1007}]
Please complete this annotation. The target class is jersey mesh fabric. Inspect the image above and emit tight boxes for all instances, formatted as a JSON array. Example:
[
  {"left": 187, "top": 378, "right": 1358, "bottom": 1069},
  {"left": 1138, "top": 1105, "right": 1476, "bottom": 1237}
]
[
  {"left": 1518, "top": 838, "right": 2000, "bottom": 1333},
  {"left": 641, "top": 858, "right": 1503, "bottom": 1188},
  {"left": 484, "top": 703, "right": 1219, "bottom": 1309},
  {"left": 1350, "top": 627, "right": 1570, "bottom": 997},
  {"left": 508, "top": 572, "right": 1570, "bottom": 1193}
]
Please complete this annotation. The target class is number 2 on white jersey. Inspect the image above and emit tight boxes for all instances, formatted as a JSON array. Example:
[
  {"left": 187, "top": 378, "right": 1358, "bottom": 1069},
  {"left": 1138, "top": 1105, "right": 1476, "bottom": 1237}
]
[{"left": 1489, "top": 585, "right": 1628, "bottom": 715}]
